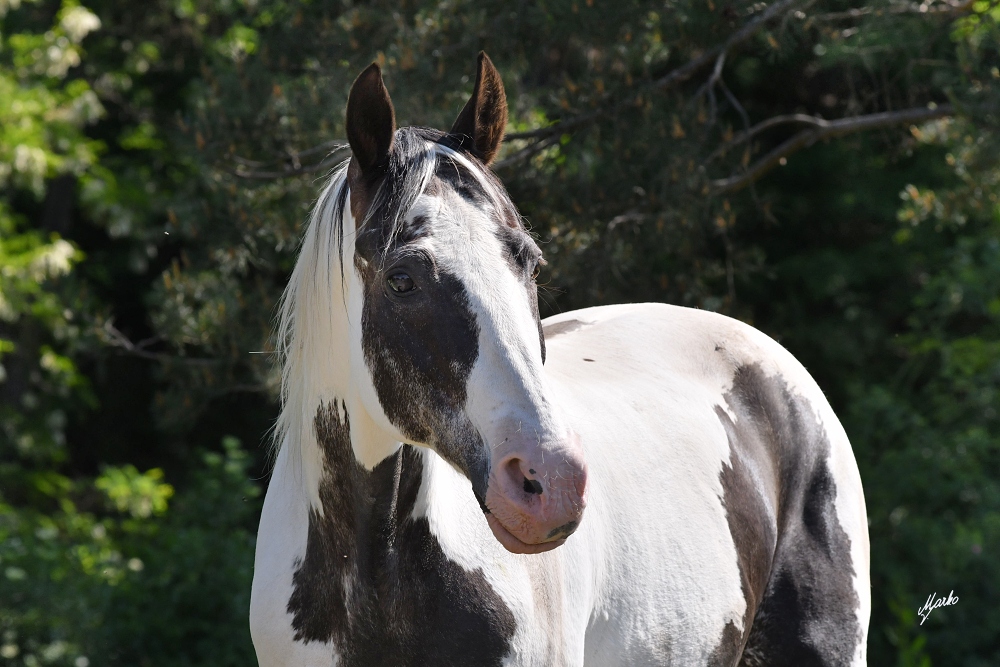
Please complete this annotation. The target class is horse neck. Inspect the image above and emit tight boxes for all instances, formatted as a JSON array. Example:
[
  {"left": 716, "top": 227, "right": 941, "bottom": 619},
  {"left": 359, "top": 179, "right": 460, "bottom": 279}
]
[
  {"left": 273, "top": 400, "right": 480, "bottom": 582},
  {"left": 279, "top": 400, "right": 426, "bottom": 586}
]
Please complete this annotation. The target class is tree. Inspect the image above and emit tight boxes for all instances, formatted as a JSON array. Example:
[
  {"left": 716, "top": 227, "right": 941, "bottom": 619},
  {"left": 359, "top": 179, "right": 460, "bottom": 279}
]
[{"left": 1, "top": 0, "right": 997, "bottom": 664}]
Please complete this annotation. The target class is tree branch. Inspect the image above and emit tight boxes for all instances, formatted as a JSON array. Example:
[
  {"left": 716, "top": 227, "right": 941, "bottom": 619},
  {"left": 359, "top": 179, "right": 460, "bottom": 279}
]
[
  {"left": 224, "top": 0, "right": 805, "bottom": 176},
  {"left": 282, "top": 140, "right": 346, "bottom": 162},
  {"left": 708, "top": 104, "right": 955, "bottom": 195},
  {"left": 606, "top": 209, "right": 647, "bottom": 231},
  {"left": 227, "top": 144, "right": 348, "bottom": 180},
  {"left": 651, "top": 0, "right": 799, "bottom": 94},
  {"left": 707, "top": 113, "right": 828, "bottom": 162},
  {"left": 690, "top": 51, "right": 729, "bottom": 127},
  {"left": 493, "top": 134, "right": 562, "bottom": 170},
  {"left": 499, "top": 0, "right": 802, "bottom": 152},
  {"left": 102, "top": 320, "right": 222, "bottom": 366}
]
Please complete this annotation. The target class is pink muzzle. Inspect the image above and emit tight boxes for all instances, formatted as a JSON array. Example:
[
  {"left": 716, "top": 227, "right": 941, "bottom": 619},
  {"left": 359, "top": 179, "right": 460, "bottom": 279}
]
[{"left": 484, "top": 432, "right": 588, "bottom": 554}]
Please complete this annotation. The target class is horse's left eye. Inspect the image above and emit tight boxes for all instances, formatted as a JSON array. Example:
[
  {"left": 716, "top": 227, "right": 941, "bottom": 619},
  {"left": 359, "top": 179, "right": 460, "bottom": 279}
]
[
  {"left": 387, "top": 272, "right": 416, "bottom": 294},
  {"left": 531, "top": 258, "right": 546, "bottom": 280}
]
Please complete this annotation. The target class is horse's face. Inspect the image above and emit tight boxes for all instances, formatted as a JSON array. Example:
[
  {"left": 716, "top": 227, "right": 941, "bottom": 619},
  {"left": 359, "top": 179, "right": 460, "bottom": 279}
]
[{"left": 343, "top": 56, "right": 587, "bottom": 554}]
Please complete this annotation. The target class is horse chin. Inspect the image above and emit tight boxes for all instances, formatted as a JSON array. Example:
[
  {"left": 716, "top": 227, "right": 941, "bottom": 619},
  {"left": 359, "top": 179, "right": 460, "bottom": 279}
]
[{"left": 486, "top": 513, "right": 566, "bottom": 554}]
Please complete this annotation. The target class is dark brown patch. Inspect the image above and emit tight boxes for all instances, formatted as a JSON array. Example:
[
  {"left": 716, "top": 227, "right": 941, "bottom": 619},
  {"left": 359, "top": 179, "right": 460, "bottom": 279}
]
[
  {"left": 711, "top": 400, "right": 779, "bottom": 667},
  {"left": 287, "top": 401, "right": 516, "bottom": 666},
  {"left": 496, "top": 223, "right": 542, "bottom": 276},
  {"left": 712, "top": 364, "right": 862, "bottom": 667},
  {"left": 433, "top": 158, "right": 492, "bottom": 205},
  {"left": 397, "top": 214, "right": 431, "bottom": 244},
  {"left": 542, "top": 319, "right": 588, "bottom": 339},
  {"left": 357, "top": 246, "right": 492, "bottom": 504},
  {"left": 709, "top": 621, "right": 746, "bottom": 667}
]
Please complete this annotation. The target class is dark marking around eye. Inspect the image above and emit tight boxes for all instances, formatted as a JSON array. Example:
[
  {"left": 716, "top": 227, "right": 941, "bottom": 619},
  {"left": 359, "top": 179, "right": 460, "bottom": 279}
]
[{"left": 360, "top": 256, "right": 492, "bottom": 504}]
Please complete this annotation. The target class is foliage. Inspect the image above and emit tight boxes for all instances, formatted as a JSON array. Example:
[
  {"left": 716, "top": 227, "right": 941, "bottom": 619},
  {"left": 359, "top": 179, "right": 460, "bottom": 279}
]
[
  {"left": 856, "top": 117, "right": 1000, "bottom": 665},
  {"left": 0, "top": 0, "right": 997, "bottom": 664},
  {"left": 0, "top": 437, "right": 259, "bottom": 667},
  {"left": 0, "top": 0, "right": 101, "bottom": 465}
]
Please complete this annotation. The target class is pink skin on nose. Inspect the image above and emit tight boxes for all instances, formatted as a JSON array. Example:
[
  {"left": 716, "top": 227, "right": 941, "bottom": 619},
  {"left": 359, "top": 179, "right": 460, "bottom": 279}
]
[{"left": 484, "top": 432, "right": 587, "bottom": 554}]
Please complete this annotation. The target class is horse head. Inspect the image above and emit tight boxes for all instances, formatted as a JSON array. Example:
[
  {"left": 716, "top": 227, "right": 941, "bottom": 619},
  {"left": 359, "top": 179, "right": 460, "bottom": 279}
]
[{"left": 330, "top": 53, "right": 587, "bottom": 554}]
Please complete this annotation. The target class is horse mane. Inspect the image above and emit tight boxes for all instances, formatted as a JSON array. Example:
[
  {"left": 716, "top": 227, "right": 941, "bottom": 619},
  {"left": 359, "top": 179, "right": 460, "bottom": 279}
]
[
  {"left": 270, "top": 158, "right": 349, "bottom": 473},
  {"left": 270, "top": 127, "right": 515, "bottom": 471}
]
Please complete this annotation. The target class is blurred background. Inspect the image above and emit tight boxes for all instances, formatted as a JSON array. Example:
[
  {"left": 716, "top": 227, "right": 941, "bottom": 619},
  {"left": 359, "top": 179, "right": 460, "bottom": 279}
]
[{"left": 1, "top": 0, "right": 998, "bottom": 664}]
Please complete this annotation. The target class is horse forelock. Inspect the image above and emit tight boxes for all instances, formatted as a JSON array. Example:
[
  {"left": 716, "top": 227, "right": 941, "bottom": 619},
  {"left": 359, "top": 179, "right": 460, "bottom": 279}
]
[{"left": 360, "top": 127, "right": 524, "bottom": 263}]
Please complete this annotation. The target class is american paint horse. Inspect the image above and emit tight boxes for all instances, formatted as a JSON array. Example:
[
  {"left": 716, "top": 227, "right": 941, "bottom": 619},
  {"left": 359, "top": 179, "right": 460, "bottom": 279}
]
[{"left": 250, "top": 53, "right": 871, "bottom": 667}]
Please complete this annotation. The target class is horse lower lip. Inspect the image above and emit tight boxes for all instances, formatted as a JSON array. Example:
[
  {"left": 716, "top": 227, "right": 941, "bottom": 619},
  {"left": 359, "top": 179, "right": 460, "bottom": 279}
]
[{"left": 486, "top": 514, "right": 565, "bottom": 555}]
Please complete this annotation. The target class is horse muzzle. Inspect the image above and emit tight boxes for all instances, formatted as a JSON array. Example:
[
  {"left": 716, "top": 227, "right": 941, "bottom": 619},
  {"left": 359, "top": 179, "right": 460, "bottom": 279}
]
[{"left": 484, "top": 431, "right": 587, "bottom": 554}]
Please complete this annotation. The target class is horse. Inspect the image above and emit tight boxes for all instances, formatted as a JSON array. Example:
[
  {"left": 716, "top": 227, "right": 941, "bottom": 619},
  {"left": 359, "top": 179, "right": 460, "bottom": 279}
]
[{"left": 250, "top": 52, "right": 871, "bottom": 667}]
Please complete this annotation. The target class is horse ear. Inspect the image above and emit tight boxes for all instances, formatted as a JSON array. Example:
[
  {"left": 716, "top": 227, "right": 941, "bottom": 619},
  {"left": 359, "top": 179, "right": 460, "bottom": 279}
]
[
  {"left": 346, "top": 63, "right": 397, "bottom": 178},
  {"left": 449, "top": 52, "right": 508, "bottom": 165}
]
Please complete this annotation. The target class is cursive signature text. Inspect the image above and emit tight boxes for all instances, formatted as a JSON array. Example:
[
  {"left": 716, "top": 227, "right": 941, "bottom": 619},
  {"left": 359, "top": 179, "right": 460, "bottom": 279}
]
[{"left": 917, "top": 590, "right": 959, "bottom": 625}]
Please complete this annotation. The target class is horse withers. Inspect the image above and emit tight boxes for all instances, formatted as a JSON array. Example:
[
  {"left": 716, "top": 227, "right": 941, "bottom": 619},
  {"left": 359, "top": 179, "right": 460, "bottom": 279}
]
[{"left": 250, "top": 53, "right": 871, "bottom": 667}]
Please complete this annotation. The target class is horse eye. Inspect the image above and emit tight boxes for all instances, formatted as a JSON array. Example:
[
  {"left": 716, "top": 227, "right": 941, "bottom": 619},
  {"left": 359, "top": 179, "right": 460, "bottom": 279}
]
[
  {"left": 387, "top": 272, "right": 416, "bottom": 294},
  {"left": 531, "top": 258, "right": 546, "bottom": 280}
]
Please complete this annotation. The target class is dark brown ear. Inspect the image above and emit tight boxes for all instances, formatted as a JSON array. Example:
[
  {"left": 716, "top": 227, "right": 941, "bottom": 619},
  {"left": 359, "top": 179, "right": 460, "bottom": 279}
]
[
  {"left": 346, "top": 63, "right": 396, "bottom": 178},
  {"left": 449, "top": 52, "right": 508, "bottom": 165}
]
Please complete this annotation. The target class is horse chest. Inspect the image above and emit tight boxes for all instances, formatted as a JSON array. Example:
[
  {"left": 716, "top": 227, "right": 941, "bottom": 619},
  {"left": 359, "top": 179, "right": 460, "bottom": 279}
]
[{"left": 283, "top": 402, "right": 516, "bottom": 667}]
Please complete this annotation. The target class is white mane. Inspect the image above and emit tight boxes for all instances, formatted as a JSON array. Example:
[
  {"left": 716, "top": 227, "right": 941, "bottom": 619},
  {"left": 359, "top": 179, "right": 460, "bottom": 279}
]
[{"left": 271, "top": 160, "right": 352, "bottom": 490}]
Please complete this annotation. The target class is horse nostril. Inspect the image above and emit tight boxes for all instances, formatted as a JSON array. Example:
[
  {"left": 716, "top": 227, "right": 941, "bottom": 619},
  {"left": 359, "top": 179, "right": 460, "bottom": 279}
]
[{"left": 523, "top": 477, "right": 544, "bottom": 495}]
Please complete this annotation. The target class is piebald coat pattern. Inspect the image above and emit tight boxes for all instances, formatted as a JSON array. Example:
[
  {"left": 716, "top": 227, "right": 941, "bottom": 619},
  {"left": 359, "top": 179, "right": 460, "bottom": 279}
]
[{"left": 250, "top": 54, "right": 870, "bottom": 667}]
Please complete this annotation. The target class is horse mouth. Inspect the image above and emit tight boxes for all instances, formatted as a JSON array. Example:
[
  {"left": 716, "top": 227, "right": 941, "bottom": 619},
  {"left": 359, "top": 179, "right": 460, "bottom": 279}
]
[{"left": 485, "top": 513, "right": 567, "bottom": 554}]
